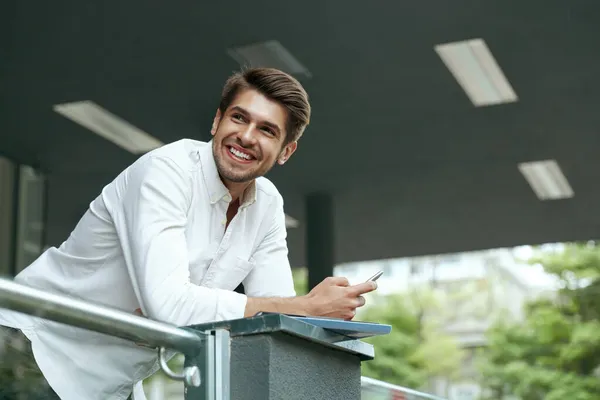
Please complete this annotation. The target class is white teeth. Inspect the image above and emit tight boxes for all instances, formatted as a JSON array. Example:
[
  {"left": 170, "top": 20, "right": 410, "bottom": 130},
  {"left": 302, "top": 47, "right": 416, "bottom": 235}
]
[{"left": 229, "top": 146, "right": 252, "bottom": 160}]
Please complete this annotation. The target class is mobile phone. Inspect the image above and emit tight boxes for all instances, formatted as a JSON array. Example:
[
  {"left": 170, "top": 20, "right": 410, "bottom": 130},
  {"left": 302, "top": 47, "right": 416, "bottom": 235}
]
[{"left": 366, "top": 270, "right": 383, "bottom": 282}]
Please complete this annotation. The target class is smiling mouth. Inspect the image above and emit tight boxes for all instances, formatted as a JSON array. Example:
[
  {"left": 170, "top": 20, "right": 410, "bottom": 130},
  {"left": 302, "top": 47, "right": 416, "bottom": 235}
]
[{"left": 226, "top": 145, "right": 255, "bottom": 163}]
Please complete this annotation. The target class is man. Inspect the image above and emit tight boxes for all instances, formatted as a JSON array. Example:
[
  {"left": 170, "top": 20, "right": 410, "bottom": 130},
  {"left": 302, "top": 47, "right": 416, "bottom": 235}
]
[{"left": 0, "top": 67, "right": 376, "bottom": 399}]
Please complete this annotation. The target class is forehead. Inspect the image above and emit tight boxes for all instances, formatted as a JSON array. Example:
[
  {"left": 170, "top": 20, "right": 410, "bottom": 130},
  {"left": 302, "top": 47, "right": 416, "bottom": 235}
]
[{"left": 227, "top": 88, "right": 288, "bottom": 129}]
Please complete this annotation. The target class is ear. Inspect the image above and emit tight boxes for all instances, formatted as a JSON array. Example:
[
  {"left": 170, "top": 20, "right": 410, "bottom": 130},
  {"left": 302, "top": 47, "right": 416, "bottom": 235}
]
[
  {"left": 277, "top": 141, "right": 298, "bottom": 165},
  {"left": 211, "top": 109, "right": 222, "bottom": 136}
]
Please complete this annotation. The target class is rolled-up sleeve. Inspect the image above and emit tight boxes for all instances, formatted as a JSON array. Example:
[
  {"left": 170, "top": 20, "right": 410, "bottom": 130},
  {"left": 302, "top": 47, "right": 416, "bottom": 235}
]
[
  {"left": 242, "top": 194, "right": 296, "bottom": 297},
  {"left": 113, "top": 155, "right": 247, "bottom": 325}
]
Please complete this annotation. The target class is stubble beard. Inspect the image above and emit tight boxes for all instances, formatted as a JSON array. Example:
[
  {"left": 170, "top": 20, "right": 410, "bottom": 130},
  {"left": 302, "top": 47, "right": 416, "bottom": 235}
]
[{"left": 213, "top": 140, "right": 273, "bottom": 183}]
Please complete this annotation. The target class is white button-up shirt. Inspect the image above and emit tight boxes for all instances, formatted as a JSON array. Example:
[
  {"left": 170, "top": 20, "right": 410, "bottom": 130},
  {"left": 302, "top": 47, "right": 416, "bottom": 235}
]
[{"left": 0, "top": 139, "right": 296, "bottom": 399}]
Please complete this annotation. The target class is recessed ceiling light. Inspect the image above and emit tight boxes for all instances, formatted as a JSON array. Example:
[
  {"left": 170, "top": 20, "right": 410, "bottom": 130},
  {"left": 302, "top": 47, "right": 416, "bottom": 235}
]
[
  {"left": 53, "top": 100, "right": 163, "bottom": 154},
  {"left": 285, "top": 214, "right": 300, "bottom": 228},
  {"left": 227, "top": 40, "right": 311, "bottom": 78},
  {"left": 518, "top": 160, "right": 574, "bottom": 200},
  {"left": 434, "top": 38, "right": 518, "bottom": 107}
]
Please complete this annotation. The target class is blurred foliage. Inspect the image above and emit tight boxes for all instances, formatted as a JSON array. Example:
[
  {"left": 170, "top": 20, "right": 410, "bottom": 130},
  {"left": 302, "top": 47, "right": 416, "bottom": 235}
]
[
  {"left": 292, "top": 267, "right": 309, "bottom": 296},
  {"left": 359, "top": 290, "right": 464, "bottom": 389},
  {"left": 478, "top": 242, "right": 600, "bottom": 400},
  {"left": 0, "top": 329, "right": 58, "bottom": 399}
]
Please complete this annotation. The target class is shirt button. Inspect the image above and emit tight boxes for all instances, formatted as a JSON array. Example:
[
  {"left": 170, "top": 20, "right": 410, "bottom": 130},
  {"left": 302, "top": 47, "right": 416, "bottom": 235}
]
[
  {"left": 224, "top": 194, "right": 231, "bottom": 202},
  {"left": 221, "top": 220, "right": 226, "bottom": 225}
]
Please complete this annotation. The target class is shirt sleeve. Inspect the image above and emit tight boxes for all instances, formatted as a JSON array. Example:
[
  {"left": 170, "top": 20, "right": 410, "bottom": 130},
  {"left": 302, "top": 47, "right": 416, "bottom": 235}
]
[
  {"left": 242, "top": 194, "right": 296, "bottom": 297},
  {"left": 113, "top": 155, "right": 247, "bottom": 326}
]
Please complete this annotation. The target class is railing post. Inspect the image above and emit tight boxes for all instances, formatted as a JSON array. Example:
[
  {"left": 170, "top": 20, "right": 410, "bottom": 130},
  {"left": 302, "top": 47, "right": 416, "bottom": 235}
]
[{"left": 184, "top": 328, "right": 231, "bottom": 400}]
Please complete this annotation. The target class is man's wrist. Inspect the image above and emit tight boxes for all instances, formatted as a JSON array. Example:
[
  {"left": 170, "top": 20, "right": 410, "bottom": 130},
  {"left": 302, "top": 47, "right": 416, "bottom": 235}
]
[
  {"left": 292, "top": 295, "right": 313, "bottom": 316},
  {"left": 244, "top": 295, "right": 314, "bottom": 318}
]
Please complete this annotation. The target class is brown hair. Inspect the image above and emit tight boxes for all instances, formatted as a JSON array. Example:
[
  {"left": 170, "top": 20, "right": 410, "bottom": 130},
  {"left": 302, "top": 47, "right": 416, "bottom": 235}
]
[{"left": 219, "top": 67, "right": 311, "bottom": 144}]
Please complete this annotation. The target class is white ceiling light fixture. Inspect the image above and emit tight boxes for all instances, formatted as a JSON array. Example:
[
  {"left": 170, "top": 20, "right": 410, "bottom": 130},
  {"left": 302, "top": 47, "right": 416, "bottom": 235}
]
[
  {"left": 434, "top": 38, "right": 518, "bottom": 107},
  {"left": 53, "top": 100, "right": 164, "bottom": 154},
  {"left": 227, "top": 40, "right": 312, "bottom": 79},
  {"left": 518, "top": 159, "right": 574, "bottom": 200},
  {"left": 285, "top": 214, "right": 300, "bottom": 228}
]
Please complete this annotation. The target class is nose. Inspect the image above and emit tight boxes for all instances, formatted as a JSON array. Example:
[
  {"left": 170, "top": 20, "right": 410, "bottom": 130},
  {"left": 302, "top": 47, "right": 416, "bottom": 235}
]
[{"left": 238, "top": 123, "right": 257, "bottom": 146}]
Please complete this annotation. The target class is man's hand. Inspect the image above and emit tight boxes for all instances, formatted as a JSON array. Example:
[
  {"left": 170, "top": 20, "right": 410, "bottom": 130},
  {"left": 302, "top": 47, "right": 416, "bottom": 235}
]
[
  {"left": 244, "top": 276, "right": 377, "bottom": 320},
  {"left": 304, "top": 277, "right": 377, "bottom": 320}
]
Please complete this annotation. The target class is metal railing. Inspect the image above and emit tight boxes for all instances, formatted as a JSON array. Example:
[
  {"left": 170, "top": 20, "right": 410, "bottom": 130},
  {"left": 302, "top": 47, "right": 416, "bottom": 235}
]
[
  {"left": 0, "top": 278, "right": 203, "bottom": 354},
  {"left": 0, "top": 278, "right": 225, "bottom": 392},
  {"left": 361, "top": 376, "right": 447, "bottom": 400}
]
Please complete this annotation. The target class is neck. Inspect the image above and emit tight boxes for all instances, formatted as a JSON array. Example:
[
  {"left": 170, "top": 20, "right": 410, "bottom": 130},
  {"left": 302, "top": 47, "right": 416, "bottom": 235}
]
[{"left": 222, "top": 179, "right": 253, "bottom": 202}]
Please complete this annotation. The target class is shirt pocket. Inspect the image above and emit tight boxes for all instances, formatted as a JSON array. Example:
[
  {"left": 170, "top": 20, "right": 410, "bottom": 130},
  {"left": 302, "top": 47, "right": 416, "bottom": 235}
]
[{"left": 202, "top": 256, "right": 255, "bottom": 290}]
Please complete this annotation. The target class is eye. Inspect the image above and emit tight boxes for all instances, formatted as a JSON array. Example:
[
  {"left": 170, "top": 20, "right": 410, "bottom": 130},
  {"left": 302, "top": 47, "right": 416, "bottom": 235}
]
[
  {"left": 232, "top": 113, "right": 245, "bottom": 122},
  {"left": 261, "top": 127, "right": 275, "bottom": 136}
]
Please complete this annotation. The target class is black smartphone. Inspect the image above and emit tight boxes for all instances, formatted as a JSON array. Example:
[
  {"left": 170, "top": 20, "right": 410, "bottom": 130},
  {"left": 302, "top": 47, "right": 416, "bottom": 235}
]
[{"left": 366, "top": 270, "right": 383, "bottom": 282}]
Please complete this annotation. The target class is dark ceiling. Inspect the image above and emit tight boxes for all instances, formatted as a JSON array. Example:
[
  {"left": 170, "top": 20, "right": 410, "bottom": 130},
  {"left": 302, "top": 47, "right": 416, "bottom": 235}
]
[{"left": 2, "top": 1, "right": 600, "bottom": 267}]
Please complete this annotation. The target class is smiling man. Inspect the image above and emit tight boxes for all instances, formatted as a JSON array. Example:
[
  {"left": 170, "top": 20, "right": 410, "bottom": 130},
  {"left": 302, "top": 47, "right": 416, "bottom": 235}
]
[{"left": 0, "top": 68, "right": 376, "bottom": 400}]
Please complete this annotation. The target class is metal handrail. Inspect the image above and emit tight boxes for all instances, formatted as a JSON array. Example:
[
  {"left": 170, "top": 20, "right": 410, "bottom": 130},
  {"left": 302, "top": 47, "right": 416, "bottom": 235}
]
[
  {"left": 361, "top": 376, "right": 447, "bottom": 400},
  {"left": 0, "top": 278, "right": 205, "bottom": 355}
]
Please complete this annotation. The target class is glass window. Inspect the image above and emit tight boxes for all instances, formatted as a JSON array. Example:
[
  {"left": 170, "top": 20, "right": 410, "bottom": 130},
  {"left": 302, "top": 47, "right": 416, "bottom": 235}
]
[{"left": 14, "top": 166, "right": 46, "bottom": 274}]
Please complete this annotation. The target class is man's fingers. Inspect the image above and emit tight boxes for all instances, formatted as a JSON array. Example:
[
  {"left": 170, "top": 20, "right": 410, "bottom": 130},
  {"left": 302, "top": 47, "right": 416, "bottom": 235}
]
[
  {"left": 326, "top": 276, "right": 350, "bottom": 287},
  {"left": 344, "top": 310, "right": 356, "bottom": 321},
  {"left": 355, "top": 296, "right": 366, "bottom": 308},
  {"left": 348, "top": 281, "right": 377, "bottom": 297}
]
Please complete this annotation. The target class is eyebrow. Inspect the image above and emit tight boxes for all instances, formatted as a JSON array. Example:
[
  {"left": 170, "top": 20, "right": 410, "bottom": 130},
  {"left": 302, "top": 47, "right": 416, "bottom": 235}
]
[{"left": 230, "top": 106, "right": 283, "bottom": 136}]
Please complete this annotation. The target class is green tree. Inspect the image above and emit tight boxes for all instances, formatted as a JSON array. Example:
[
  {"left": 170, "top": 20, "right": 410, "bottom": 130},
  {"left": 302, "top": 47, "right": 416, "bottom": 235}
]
[
  {"left": 359, "top": 290, "right": 463, "bottom": 390},
  {"left": 292, "top": 267, "right": 309, "bottom": 296},
  {"left": 479, "top": 242, "right": 600, "bottom": 400}
]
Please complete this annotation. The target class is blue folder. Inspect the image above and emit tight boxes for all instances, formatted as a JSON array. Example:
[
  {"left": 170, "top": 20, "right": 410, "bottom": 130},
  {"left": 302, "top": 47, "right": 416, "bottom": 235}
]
[{"left": 287, "top": 315, "right": 392, "bottom": 339}]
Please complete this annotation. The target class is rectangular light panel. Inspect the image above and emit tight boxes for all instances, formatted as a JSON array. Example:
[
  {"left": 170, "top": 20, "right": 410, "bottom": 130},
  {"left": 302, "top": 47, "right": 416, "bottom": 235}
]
[
  {"left": 518, "top": 160, "right": 574, "bottom": 200},
  {"left": 434, "top": 38, "right": 518, "bottom": 107},
  {"left": 53, "top": 100, "right": 163, "bottom": 154}
]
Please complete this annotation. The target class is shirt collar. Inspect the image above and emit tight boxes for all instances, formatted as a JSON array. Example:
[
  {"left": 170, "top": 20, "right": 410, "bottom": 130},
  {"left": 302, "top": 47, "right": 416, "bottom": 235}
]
[{"left": 199, "top": 141, "right": 257, "bottom": 207}]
